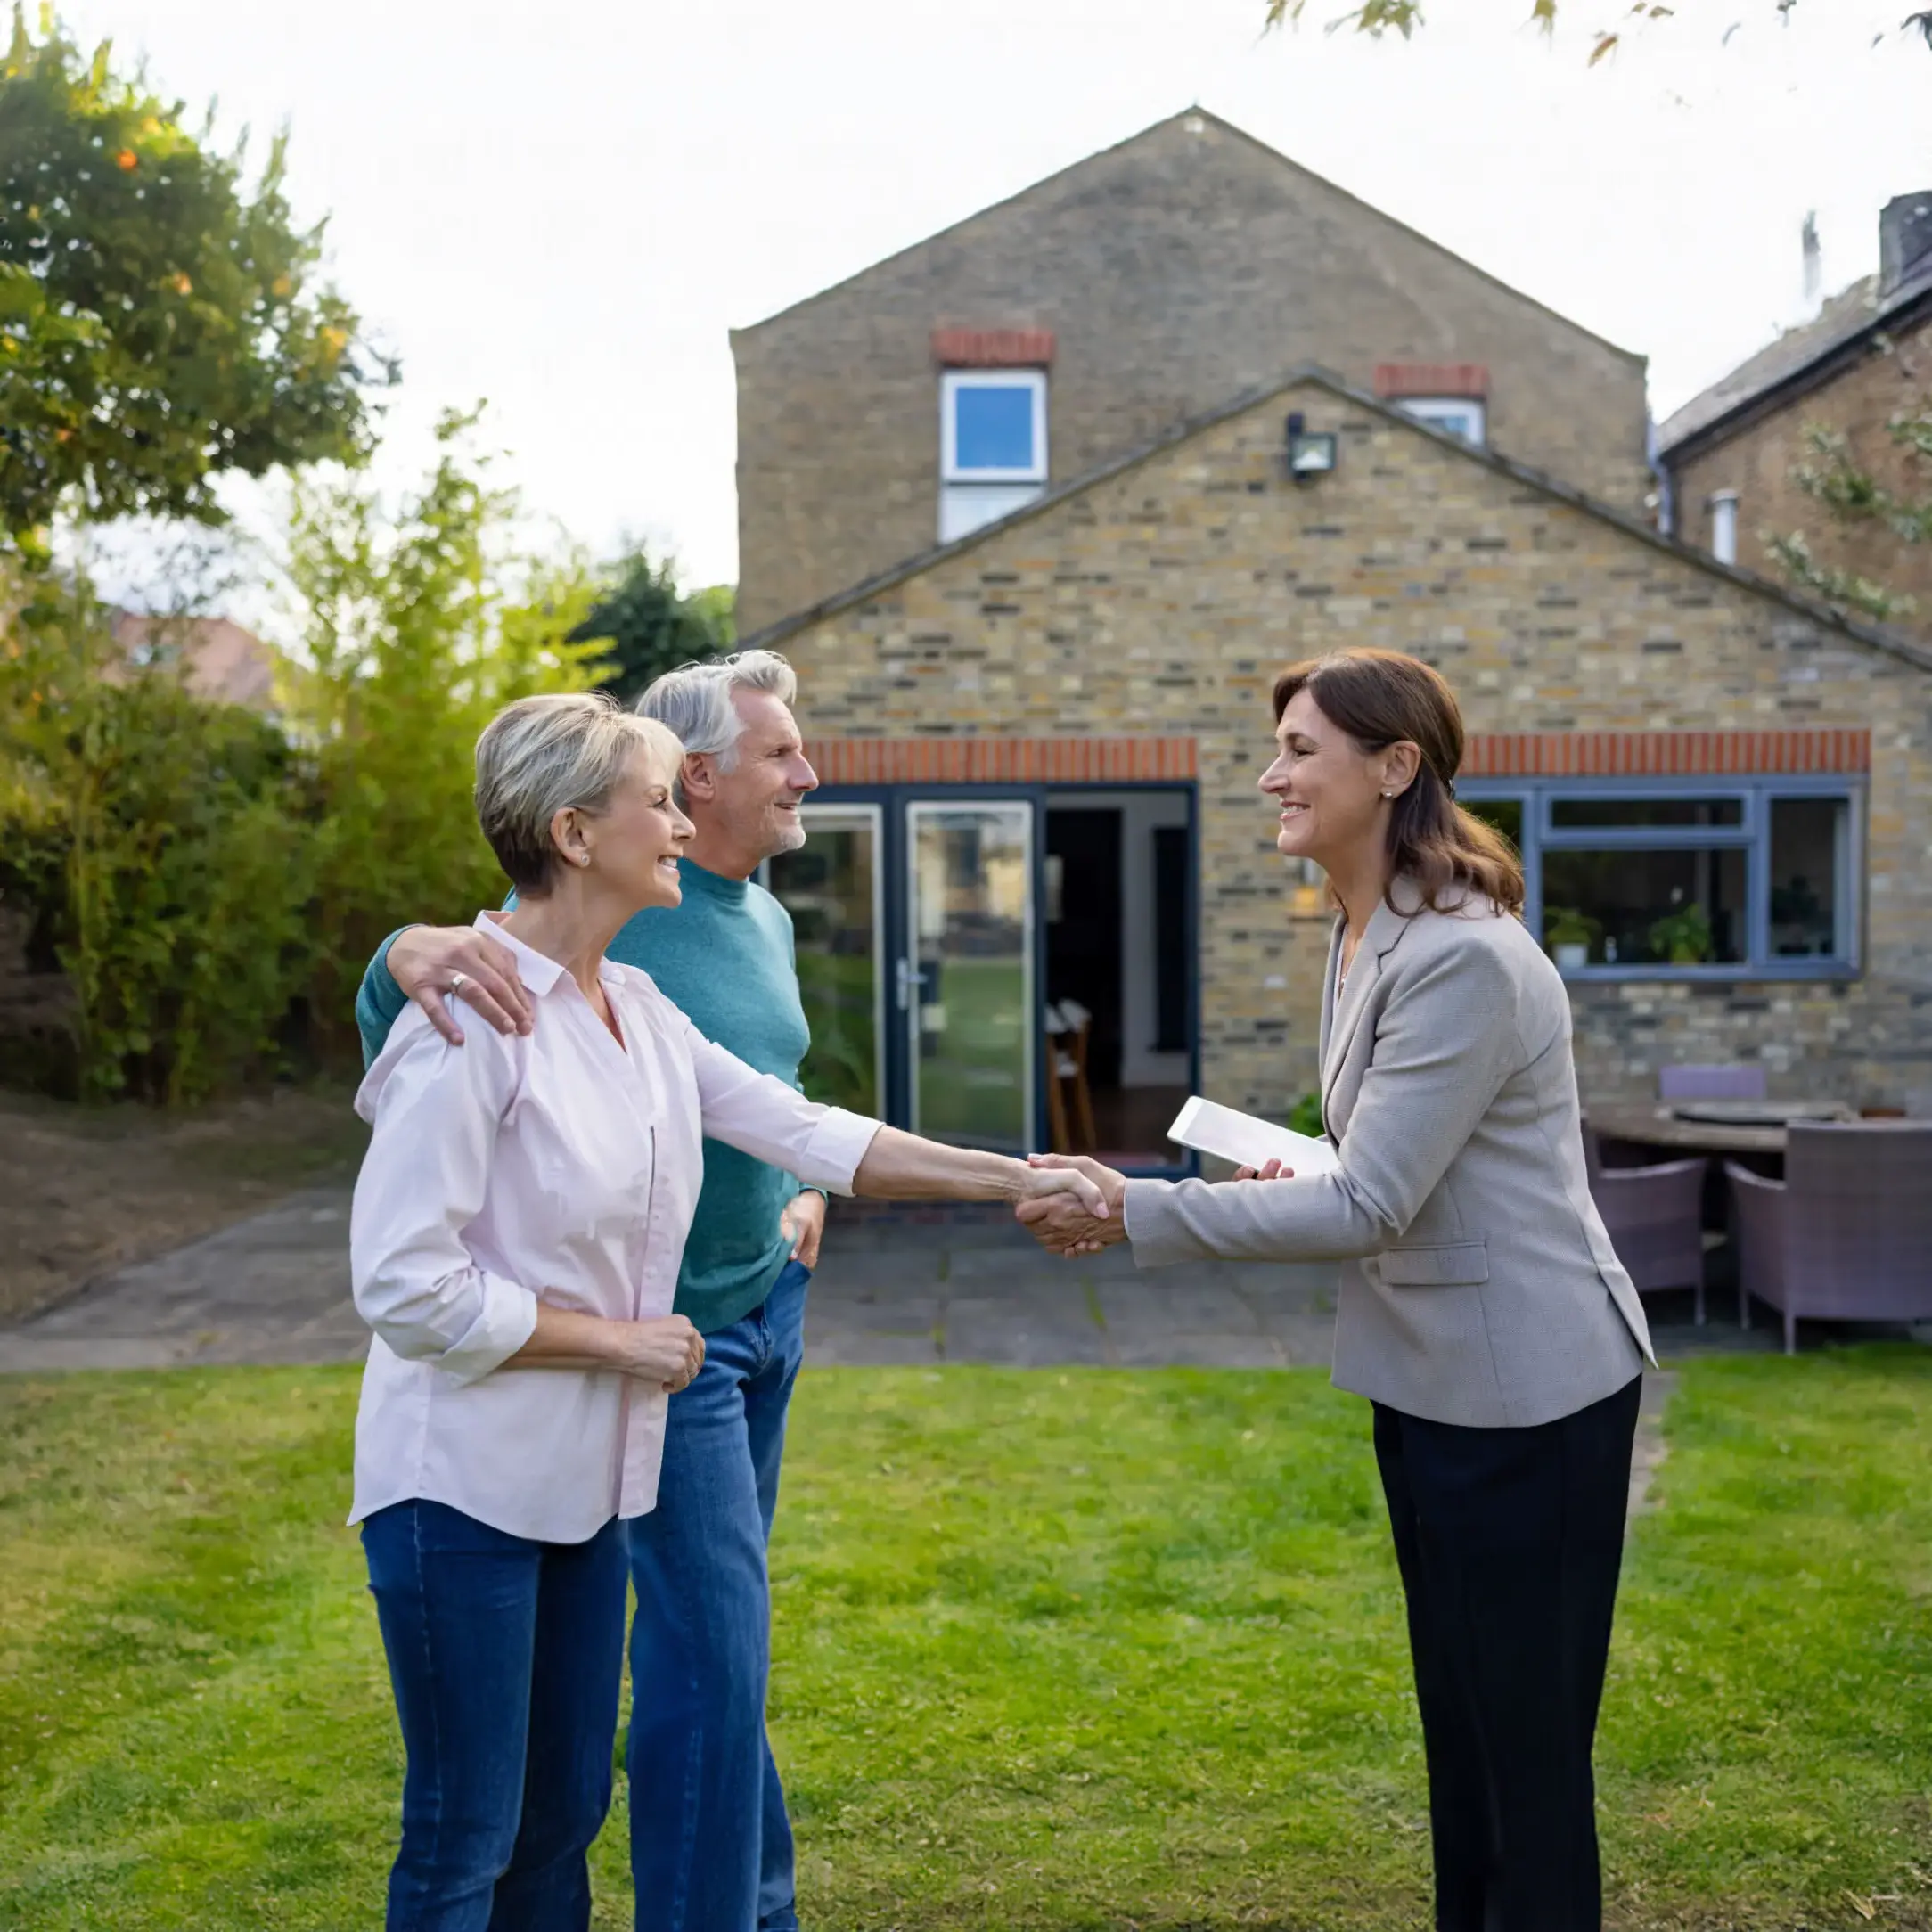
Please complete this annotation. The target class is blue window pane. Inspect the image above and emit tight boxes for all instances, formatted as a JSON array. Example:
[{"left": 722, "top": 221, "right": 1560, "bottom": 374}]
[{"left": 954, "top": 386, "right": 1037, "bottom": 471}]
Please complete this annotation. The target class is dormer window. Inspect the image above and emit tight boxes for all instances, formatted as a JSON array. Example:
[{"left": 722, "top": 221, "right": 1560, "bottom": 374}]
[{"left": 939, "top": 368, "right": 1048, "bottom": 542}]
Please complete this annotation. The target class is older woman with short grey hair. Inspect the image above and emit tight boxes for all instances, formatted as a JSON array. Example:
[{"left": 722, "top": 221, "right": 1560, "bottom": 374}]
[{"left": 348, "top": 690, "right": 1107, "bottom": 1931}]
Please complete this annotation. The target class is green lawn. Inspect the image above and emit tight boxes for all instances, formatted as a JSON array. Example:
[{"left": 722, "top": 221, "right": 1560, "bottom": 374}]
[{"left": 2, "top": 1354, "right": 1928, "bottom": 1929}]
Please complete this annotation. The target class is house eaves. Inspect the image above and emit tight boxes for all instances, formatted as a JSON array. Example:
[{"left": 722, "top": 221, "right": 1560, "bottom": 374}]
[
  {"left": 1658, "top": 273, "right": 1932, "bottom": 463},
  {"left": 732, "top": 107, "right": 1643, "bottom": 370},
  {"left": 739, "top": 363, "right": 1932, "bottom": 678}
]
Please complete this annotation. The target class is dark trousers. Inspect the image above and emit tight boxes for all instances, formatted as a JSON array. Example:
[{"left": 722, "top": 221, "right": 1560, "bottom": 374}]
[
  {"left": 362, "top": 1499, "right": 629, "bottom": 1932},
  {"left": 1373, "top": 1374, "right": 1641, "bottom": 1932}
]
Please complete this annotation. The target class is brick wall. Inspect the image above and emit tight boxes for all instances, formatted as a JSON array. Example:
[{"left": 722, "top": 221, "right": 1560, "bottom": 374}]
[
  {"left": 734, "top": 112, "right": 1652, "bottom": 631},
  {"left": 767, "top": 378, "right": 1932, "bottom": 1117},
  {"left": 1669, "top": 307, "right": 1932, "bottom": 640}
]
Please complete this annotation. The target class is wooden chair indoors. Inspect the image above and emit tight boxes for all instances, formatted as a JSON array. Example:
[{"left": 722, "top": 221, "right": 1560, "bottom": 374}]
[{"left": 1044, "top": 999, "right": 1098, "bottom": 1154}]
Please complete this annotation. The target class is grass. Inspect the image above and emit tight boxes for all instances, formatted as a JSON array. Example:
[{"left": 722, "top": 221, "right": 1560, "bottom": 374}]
[{"left": 1, "top": 1353, "right": 1928, "bottom": 1929}]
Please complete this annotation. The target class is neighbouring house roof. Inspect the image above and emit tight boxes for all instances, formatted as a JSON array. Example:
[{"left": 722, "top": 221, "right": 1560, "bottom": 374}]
[
  {"left": 733, "top": 108, "right": 1644, "bottom": 370},
  {"left": 1657, "top": 269, "right": 1932, "bottom": 460},
  {"left": 740, "top": 363, "right": 1932, "bottom": 677},
  {"left": 109, "top": 610, "right": 279, "bottom": 710}
]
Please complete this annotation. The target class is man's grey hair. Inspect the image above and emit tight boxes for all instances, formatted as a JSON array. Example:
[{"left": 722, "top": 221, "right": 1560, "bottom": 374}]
[{"left": 634, "top": 651, "right": 798, "bottom": 794}]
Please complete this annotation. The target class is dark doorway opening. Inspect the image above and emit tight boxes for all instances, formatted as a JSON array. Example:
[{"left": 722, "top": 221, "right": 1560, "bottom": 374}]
[
  {"left": 1043, "top": 791, "right": 1193, "bottom": 1167},
  {"left": 1045, "top": 810, "right": 1123, "bottom": 1088}
]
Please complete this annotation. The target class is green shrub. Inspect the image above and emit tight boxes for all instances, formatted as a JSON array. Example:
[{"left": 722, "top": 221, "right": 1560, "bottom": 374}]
[
  {"left": 0, "top": 416, "right": 612, "bottom": 1101},
  {"left": 0, "top": 577, "right": 314, "bottom": 1101}
]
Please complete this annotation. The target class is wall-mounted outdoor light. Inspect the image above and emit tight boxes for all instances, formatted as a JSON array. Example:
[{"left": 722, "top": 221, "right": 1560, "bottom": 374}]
[{"left": 1285, "top": 411, "right": 1338, "bottom": 484}]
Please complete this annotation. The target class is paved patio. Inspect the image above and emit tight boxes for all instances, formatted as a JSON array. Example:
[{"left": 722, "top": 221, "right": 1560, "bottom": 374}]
[{"left": 0, "top": 1190, "right": 1792, "bottom": 1376}]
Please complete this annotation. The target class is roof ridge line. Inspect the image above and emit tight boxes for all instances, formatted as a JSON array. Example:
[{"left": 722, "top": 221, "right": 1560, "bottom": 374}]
[{"left": 733, "top": 106, "right": 1643, "bottom": 369}]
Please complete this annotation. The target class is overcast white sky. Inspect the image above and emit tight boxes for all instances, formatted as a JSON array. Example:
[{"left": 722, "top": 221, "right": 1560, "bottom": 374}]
[{"left": 61, "top": 0, "right": 1932, "bottom": 615}]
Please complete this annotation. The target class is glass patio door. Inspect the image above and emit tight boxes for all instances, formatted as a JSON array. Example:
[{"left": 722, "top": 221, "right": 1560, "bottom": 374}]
[
  {"left": 765, "top": 805, "right": 885, "bottom": 1116},
  {"left": 904, "top": 800, "right": 1036, "bottom": 1150}
]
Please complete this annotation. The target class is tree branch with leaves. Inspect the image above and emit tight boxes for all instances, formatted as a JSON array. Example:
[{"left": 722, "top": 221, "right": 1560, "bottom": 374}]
[
  {"left": 1765, "top": 394, "right": 1932, "bottom": 622},
  {"left": 1261, "top": 1, "right": 1932, "bottom": 63}
]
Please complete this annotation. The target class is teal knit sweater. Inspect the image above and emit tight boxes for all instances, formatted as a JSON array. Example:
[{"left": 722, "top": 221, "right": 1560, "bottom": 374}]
[{"left": 354, "top": 860, "right": 816, "bottom": 1336}]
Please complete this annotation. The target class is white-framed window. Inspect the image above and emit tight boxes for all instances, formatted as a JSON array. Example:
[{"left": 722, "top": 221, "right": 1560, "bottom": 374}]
[
  {"left": 1394, "top": 396, "right": 1486, "bottom": 447},
  {"left": 939, "top": 369, "right": 1047, "bottom": 541},
  {"left": 942, "top": 370, "right": 1046, "bottom": 481}
]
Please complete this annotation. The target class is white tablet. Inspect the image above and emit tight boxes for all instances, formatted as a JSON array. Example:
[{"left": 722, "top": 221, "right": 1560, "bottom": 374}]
[{"left": 1166, "top": 1095, "right": 1339, "bottom": 1176}]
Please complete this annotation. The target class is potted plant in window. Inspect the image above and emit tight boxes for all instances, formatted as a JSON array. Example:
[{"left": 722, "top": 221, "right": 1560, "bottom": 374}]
[
  {"left": 1647, "top": 904, "right": 1715, "bottom": 966},
  {"left": 1543, "top": 906, "right": 1600, "bottom": 972}
]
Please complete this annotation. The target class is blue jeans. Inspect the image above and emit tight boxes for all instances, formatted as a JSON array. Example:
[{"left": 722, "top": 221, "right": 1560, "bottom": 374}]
[
  {"left": 626, "top": 1259, "right": 810, "bottom": 1932},
  {"left": 362, "top": 1499, "right": 629, "bottom": 1932}
]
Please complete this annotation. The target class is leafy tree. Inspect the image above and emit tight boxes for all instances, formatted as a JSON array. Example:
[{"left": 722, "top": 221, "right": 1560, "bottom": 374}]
[
  {"left": 281, "top": 412, "right": 613, "bottom": 1049},
  {"left": 1261, "top": 1, "right": 1932, "bottom": 62},
  {"left": 0, "top": 6, "right": 395, "bottom": 555},
  {"left": 566, "top": 548, "right": 735, "bottom": 704},
  {"left": 1766, "top": 396, "right": 1932, "bottom": 622}
]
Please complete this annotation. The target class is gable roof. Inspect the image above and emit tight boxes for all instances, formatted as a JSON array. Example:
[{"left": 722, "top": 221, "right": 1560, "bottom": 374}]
[
  {"left": 740, "top": 362, "right": 1932, "bottom": 676},
  {"left": 734, "top": 108, "right": 1643, "bottom": 368},
  {"left": 1658, "top": 268, "right": 1932, "bottom": 459}
]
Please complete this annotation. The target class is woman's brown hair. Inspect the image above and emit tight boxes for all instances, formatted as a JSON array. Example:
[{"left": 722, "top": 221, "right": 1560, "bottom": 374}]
[{"left": 1272, "top": 648, "right": 1525, "bottom": 917}]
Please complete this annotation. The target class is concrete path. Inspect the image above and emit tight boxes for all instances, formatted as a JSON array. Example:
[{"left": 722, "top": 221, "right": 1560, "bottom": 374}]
[
  {"left": 6, "top": 1192, "right": 1819, "bottom": 1516},
  {"left": 0, "top": 1187, "right": 1776, "bottom": 1378}
]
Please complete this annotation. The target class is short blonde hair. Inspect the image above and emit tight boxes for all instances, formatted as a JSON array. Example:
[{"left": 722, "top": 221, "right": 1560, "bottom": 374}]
[{"left": 475, "top": 692, "right": 683, "bottom": 892}]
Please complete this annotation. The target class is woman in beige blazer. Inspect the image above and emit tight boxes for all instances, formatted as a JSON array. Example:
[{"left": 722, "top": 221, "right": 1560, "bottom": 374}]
[{"left": 1021, "top": 647, "right": 1654, "bottom": 1932}]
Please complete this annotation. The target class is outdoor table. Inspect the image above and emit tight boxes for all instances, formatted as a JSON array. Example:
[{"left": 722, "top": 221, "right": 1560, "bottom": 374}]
[
  {"left": 1585, "top": 1101, "right": 1855, "bottom": 1161},
  {"left": 1585, "top": 1101, "right": 1859, "bottom": 1326}
]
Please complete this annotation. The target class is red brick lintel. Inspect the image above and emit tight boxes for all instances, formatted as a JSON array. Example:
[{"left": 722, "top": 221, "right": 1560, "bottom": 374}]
[
  {"left": 802, "top": 732, "right": 1868, "bottom": 785},
  {"left": 1375, "top": 361, "right": 1490, "bottom": 400},
  {"left": 1464, "top": 729, "right": 1871, "bottom": 777},
  {"left": 804, "top": 736, "right": 1196, "bottom": 784},
  {"left": 931, "top": 327, "right": 1056, "bottom": 369}
]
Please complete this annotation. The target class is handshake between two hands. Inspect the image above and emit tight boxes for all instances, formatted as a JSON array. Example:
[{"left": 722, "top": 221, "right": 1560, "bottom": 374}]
[{"left": 1013, "top": 1155, "right": 1295, "bottom": 1258}]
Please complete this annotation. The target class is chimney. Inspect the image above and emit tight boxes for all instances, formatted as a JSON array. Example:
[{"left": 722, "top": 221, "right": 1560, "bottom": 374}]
[
  {"left": 1800, "top": 210, "right": 1821, "bottom": 315},
  {"left": 1879, "top": 192, "right": 1932, "bottom": 298}
]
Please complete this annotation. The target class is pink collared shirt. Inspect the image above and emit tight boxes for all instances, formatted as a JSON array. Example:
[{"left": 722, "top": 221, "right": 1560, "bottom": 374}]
[{"left": 348, "top": 914, "right": 880, "bottom": 1543}]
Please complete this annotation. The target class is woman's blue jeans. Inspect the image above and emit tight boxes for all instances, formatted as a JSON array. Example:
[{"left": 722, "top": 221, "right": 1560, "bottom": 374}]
[
  {"left": 626, "top": 1258, "right": 811, "bottom": 1932},
  {"left": 362, "top": 1497, "right": 629, "bottom": 1932}
]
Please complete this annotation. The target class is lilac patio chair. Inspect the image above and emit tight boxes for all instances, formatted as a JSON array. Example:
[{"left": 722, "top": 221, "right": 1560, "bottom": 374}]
[
  {"left": 1583, "top": 1125, "right": 1710, "bottom": 1325},
  {"left": 1725, "top": 1122, "right": 1932, "bottom": 1354},
  {"left": 1658, "top": 1064, "right": 1767, "bottom": 1103}
]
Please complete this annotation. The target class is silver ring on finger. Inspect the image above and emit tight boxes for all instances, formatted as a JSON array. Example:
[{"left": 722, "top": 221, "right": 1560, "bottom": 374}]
[{"left": 448, "top": 971, "right": 469, "bottom": 996}]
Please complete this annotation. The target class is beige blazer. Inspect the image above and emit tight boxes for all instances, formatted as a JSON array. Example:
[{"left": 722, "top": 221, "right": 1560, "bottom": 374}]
[{"left": 1122, "top": 880, "right": 1653, "bottom": 1428}]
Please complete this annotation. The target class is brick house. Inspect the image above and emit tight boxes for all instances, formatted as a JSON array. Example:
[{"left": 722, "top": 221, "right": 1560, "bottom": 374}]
[
  {"left": 733, "top": 113, "right": 1932, "bottom": 1163},
  {"left": 1658, "top": 192, "right": 1932, "bottom": 637},
  {"left": 109, "top": 610, "right": 279, "bottom": 710},
  {"left": 733, "top": 110, "right": 1652, "bottom": 634}
]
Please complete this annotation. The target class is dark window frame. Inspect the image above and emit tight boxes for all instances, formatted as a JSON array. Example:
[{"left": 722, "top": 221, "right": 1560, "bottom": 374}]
[{"left": 1458, "top": 774, "right": 1863, "bottom": 982}]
